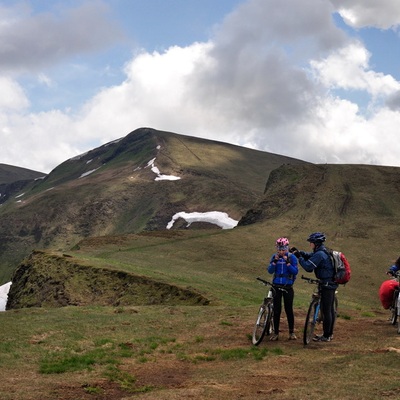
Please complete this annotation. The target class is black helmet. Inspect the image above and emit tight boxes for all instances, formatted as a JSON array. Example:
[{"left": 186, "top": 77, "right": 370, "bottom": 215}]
[{"left": 307, "top": 232, "right": 326, "bottom": 244}]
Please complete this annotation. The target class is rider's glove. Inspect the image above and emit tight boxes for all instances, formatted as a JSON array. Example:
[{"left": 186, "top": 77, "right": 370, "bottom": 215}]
[
  {"left": 293, "top": 251, "right": 301, "bottom": 259},
  {"left": 290, "top": 247, "right": 301, "bottom": 258}
]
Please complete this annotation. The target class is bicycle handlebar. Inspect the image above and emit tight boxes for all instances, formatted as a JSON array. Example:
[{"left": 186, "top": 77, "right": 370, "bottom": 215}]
[
  {"left": 301, "top": 275, "right": 320, "bottom": 284},
  {"left": 256, "top": 277, "right": 273, "bottom": 286},
  {"left": 256, "top": 277, "right": 288, "bottom": 293}
]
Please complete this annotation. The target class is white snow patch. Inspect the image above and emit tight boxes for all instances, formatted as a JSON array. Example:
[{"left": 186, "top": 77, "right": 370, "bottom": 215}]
[
  {"left": 145, "top": 157, "right": 181, "bottom": 181},
  {"left": 70, "top": 151, "right": 89, "bottom": 161},
  {"left": 79, "top": 167, "right": 101, "bottom": 178},
  {"left": 0, "top": 282, "right": 12, "bottom": 311},
  {"left": 146, "top": 158, "right": 156, "bottom": 168},
  {"left": 151, "top": 165, "right": 161, "bottom": 175},
  {"left": 155, "top": 174, "right": 181, "bottom": 181},
  {"left": 167, "top": 211, "right": 238, "bottom": 230}
]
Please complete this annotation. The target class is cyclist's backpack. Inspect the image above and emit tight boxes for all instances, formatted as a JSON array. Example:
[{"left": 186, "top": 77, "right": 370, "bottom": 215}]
[{"left": 325, "top": 249, "right": 351, "bottom": 285}]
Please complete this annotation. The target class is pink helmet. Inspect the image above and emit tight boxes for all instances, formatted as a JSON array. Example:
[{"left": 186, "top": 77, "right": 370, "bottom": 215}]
[{"left": 276, "top": 237, "right": 289, "bottom": 248}]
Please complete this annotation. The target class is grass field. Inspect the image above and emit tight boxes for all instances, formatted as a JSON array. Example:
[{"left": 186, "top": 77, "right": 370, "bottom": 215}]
[
  {"left": 0, "top": 303, "right": 399, "bottom": 399},
  {"left": 1, "top": 226, "right": 399, "bottom": 399}
]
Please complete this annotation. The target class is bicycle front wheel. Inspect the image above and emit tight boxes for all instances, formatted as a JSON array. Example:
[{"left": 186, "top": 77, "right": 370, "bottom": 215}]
[
  {"left": 303, "top": 299, "right": 320, "bottom": 345},
  {"left": 252, "top": 303, "right": 273, "bottom": 345}
]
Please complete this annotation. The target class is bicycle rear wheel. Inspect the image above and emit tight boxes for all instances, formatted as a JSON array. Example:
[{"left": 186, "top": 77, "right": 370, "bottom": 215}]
[
  {"left": 303, "top": 299, "right": 320, "bottom": 345},
  {"left": 331, "top": 295, "right": 338, "bottom": 333},
  {"left": 390, "top": 290, "right": 398, "bottom": 325},
  {"left": 252, "top": 303, "right": 273, "bottom": 345},
  {"left": 334, "top": 295, "right": 338, "bottom": 315}
]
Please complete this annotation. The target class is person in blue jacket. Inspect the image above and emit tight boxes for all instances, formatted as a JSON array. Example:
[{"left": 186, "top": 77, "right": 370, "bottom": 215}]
[
  {"left": 290, "top": 232, "right": 337, "bottom": 342},
  {"left": 387, "top": 256, "right": 400, "bottom": 276},
  {"left": 268, "top": 237, "right": 298, "bottom": 341}
]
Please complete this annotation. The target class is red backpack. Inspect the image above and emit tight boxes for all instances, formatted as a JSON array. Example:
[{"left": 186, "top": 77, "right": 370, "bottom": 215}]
[{"left": 326, "top": 249, "right": 351, "bottom": 285}]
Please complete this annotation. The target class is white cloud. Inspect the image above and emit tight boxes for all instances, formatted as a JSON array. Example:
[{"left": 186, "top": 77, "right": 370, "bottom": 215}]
[
  {"left": 331, "top": 0, "right": 400, "bottom": 28},
  {"left": 1, "top": 0, "right": 400, "bottom": 172},
  {"left": 0, "top": 77, "right": 29, "bottom": 110},
  {"left": 37, "top": 73, "right": 53, "bottom": 88},
  {"left": 0, "top": 1, "right": 123, "bottom": 73},
  {"left": 0, "top": 110, "right": 78, "bottom": 172},
  {"left": 75, "top": 43, "right": 211, "bottom": 140},
  {"left": 310, "top": 42, "right": 400, "bottom": 96}
]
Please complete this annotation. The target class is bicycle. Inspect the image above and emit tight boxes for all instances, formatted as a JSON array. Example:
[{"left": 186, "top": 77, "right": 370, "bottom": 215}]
[
  {"left": 397, "top": 294, "right": 400, "bottom": 335},
  {"left": 302, "top": 275, "right": 338, "bottom": 345},
  {"left": 386, "top": 271, "right": 400, "bottom": 330},
  {"left": 252, "top": 277, "right": 288, "bottom": 345}
]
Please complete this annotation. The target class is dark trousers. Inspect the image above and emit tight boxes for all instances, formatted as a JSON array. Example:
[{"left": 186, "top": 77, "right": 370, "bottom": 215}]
[
  {"left": 273, "top": 286, "right": 295, "bottom": 334},
  {"left": 321, "top": 287, "right": 336, "bottom": 337}
]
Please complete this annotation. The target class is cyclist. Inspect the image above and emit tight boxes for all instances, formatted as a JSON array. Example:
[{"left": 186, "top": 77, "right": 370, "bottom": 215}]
[
  {"left": 290, "top": 232, "right": 337, "bottom": 342},
  {"left": 387, "top": 256, "right": 400, "bottom": 276},
  {"left": 267, "top": 237, "right": 298, "bottom": 341}
]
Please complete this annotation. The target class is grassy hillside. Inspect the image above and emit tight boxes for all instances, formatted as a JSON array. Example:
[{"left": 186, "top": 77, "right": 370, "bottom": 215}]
[
  {"left": 0, "top": 128, "right": 306, "bottom": 282},
  {"left": 61, "top": 224, "right": 388, "bottom": 311},
  {"left": 2, "top": 137, "right": 400, "bottom": 398},
  {"left": 7, "top": 161, "right": 400, "bottom": 310},
  {"left": 1, "top": 224, "right": 399, "bottom": 399}
]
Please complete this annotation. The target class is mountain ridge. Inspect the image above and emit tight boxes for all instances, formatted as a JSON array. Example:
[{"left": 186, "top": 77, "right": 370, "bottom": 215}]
[
  {"left": 0, "top": 127, "right": 307, "bottom": 282},
  {"left": 3, "top": 127, "right": 400, "bottom": 313},
  {"left": 0, "top": 163, "right": 46, "bottom": 205},
  {"left": 0, "top": 163, "right": 45, "bottom": 185}
]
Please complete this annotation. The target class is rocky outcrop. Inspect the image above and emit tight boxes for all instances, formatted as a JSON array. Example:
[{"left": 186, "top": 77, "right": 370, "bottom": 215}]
[{"left": 7, "top": 250, "right": 210, "bottom": 309}]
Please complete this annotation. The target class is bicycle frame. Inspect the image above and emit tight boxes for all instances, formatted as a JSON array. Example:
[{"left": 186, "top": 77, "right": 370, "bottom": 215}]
[
  {"left": 397, "top": 292, "right": 400, "bottom": 334},
  {"left": 252, "top": 277, "right": 289, "bottom": 345},
  {"left": 302, "top": 275, "right": 322, "bottom": 345},
  {"left": 387, "top": 271, "right": 400, "bottom": 331},
  {"left": 252, "top": 277, "right": 275, "bottom": 345},
  {"left": 302, "top": 275, "right": 338, "bottom": 345}
]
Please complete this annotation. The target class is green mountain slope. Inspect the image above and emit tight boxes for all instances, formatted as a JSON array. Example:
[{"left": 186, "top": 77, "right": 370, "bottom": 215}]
[
  {"left": 0, "top": 127, "right": 306, "bottom": 282},
  {"left": 239, "top": 163, "right": 400, "bottom": 235},
  {"left": 0, "top": 163, "right": 46, "bottom": 206},
  {"left": 3, "top": 146, "right": 400, "bottom": 400},
  {"left": 8, "top": 162, "right": 400, "bottom": 312},
  {"left": 0, "top": 163, "right": 45, "bottom": 185}
]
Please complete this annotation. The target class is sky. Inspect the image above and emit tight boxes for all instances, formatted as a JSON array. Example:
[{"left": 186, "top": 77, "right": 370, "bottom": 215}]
[{"left": 1, "top": 0, "right": 400, "bottom": 173}]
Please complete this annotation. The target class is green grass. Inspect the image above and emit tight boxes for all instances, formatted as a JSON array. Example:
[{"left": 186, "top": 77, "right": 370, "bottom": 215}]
[
  {"left": 62, "top": 225, "right": 383, "bottom": 313},
  {"left": 3, "top": 146, "right": 400, "bottom": 398},
  {"left": 1, "top": 302, "right": 398, "bottom": 400},
  {"left": 1, "top": 223, "right": 391, "bottom": 400}
]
